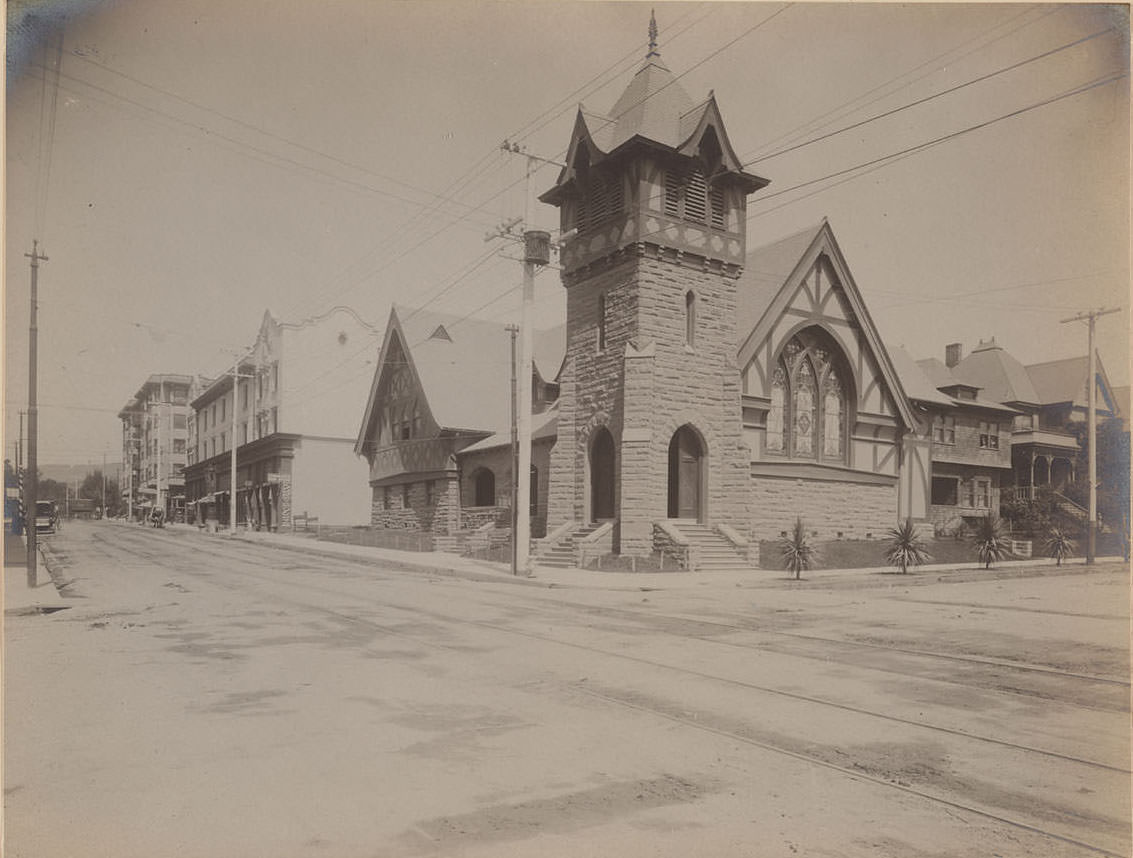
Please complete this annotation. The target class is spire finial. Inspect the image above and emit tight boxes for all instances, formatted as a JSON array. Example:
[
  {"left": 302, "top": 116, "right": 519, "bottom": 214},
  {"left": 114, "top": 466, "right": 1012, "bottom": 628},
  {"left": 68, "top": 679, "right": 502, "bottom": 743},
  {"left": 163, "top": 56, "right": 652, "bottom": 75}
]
[{"left": 647, "top": 9, "right": 660, "bottom": 60}]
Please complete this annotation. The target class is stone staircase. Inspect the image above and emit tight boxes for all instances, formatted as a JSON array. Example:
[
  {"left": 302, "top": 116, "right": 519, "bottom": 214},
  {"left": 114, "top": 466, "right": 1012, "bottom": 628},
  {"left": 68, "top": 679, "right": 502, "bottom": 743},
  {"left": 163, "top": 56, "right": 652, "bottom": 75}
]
[
  {"left": 537, "top": 524, "right": 600, "bottom": 569},
  {"left": 671, "top": 522, "right": 750, "bottom": 571}
]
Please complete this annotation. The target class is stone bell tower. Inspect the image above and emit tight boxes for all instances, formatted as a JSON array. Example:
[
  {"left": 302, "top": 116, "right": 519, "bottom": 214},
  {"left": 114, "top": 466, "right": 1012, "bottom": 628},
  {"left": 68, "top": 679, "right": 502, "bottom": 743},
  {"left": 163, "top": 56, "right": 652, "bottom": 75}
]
[{"left": 539, "top": 14, "right": 769, "bottom": 555}]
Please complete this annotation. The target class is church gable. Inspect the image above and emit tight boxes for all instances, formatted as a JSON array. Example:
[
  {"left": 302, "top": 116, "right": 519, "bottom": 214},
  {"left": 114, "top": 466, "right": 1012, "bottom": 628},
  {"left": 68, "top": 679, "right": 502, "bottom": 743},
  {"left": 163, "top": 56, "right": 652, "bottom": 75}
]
[
  {"left": 355, "top": 309, "right": 439, "bottom": 455},
  {"left": 738, "top": 222, "right": 914, "bottom": 474}
]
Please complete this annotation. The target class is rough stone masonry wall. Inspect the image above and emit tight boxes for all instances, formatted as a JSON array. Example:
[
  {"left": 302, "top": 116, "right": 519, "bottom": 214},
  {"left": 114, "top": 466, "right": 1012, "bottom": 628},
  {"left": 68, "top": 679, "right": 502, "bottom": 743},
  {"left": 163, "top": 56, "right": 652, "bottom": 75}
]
[
  {"left": 548, "top": 251, "right": 752, "bottom": 556},
  {"left": 749, "top": 475, "right": 897, "bottom": 542},
  {"left": 618, "top": 255, "right": 751, "bottom": 554},
  {"left": 369, "top": 474, "right": 460, "bottom": 534},
  {"left": 547, "top": 256, "right": 638, "bottom": 530}
]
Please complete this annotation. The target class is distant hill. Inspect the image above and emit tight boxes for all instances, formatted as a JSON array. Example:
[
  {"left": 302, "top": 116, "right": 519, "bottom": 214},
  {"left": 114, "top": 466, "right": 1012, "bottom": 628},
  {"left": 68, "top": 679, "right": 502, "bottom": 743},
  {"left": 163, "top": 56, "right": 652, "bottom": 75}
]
[{"left": 35, "top": 463, "right": 123, "bottom": 484}]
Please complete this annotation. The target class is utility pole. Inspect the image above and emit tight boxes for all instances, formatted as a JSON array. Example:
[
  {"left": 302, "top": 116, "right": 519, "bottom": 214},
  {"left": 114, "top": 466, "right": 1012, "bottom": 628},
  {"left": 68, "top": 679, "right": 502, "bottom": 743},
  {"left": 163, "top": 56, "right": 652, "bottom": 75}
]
[
  {"left": 516, "top": 230, "right": 550, "bottom": 574},
  {"left": 230, "top": 357, "right": 238, "bottom": 534},
  {"left": 25, "top": 241, "right": 47, "bottom": 588},
  {"left": 507, "top": 324, "right": 519, "bottom": 576},
  {"left": 497, "top": 141, "right": 562, "bottom": 575},
  {"left": 126, "top": 426, "right": 134, "bottom": 523},
  {"left": 17, "top": 411, "right": 24, "bottom": 480},
  {"left": 156, "top": 402, "right": 164, "bottom": 521},
  {"left": 228, "top": 355, "right": 256, "bottom": 535},
  {"left": 1060, "top": 306, "right": 1120, "bottom": 564},
  {"left": 101, "top": 448, "right": 107, "bottom": 518}
]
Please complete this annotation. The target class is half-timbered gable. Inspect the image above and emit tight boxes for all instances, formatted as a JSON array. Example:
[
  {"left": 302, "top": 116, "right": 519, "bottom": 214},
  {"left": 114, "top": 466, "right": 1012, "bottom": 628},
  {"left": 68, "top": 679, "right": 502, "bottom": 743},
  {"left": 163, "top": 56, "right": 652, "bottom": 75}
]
[
  {"left": 735, "top": 221, "right": 915, "bottom": 540},
  {"left": 355, "top": 305, "right": 564, "bottom": 542}
]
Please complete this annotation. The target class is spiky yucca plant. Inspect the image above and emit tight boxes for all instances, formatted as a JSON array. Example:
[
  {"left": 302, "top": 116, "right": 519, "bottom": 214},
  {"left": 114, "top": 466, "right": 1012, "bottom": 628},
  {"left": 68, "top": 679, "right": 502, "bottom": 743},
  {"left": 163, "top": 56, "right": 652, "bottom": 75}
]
[
  {"left": 973, "top": 515, "right": 1010, "bottom": 569},
  {"left": 1043, "top": 528, "right": 1077, "bottom": 566},
  {"left": 780, "top": 517, "right": 817, "bottom": 580},
  {"left": 884, "top": 518, "right": 932, "bottom": 574}
]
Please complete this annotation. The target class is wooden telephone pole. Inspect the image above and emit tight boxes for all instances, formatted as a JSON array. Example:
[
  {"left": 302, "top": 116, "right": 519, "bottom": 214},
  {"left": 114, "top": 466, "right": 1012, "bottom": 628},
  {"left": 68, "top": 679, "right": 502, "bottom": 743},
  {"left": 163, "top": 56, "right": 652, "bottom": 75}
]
[
  {"left": 1060, "top": 306, "right": 1120, "bottom": 563},
  {"left": 25, "top": 241, "right": 48, "bottom": 587}
]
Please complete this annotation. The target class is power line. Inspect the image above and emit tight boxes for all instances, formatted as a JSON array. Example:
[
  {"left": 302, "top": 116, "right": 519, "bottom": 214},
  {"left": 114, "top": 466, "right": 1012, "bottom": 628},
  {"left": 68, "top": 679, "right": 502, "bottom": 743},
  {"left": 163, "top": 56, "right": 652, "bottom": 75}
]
[
  {"left": 33, "top": 63, "right": 502, "bottom": 230},
  {"left": 749, "top": 70, "right": 1126, "bottom": 209},
  {"left": 65, "top": 50, "right": 506, "bottom": 228},
  {"left": 743, "top": 3, "right": 1059, "bottom": 160},
  {"left": 744, "top": 25, "right": 1116, "bottom": 166},
  {"left": 283, "top": 8, "right": 790, "bottom": 325}
]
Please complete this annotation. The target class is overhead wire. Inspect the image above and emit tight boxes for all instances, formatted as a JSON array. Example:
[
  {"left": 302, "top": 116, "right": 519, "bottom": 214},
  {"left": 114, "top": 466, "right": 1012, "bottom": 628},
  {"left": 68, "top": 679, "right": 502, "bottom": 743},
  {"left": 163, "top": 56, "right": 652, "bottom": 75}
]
[
  {"left": 747, "top": 70, "right": 1126, "bottom": 210},
  {"left": 277, "top": 6, "right": 729, "bottom": 325},
  {"left": 33, "top": 26, "right": 64, "bottom": 241},
  {"left": 744, "top": 25, "right": 1116, "bottom": 166},
  {"left": 743, "top": 3, "right": 1060, "bottom": 160}
]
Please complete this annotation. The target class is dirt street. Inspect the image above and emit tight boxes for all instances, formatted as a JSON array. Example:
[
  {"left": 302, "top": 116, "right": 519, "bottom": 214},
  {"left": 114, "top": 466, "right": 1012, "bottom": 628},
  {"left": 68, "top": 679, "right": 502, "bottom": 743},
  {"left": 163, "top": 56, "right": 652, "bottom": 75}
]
[{"left": 3, "top": 521, "right": 1129, "bottom": 857}]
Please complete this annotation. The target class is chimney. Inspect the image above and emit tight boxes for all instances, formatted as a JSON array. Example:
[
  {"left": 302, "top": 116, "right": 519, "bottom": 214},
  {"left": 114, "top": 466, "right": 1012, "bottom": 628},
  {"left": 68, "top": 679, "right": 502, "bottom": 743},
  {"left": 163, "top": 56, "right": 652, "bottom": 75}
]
[{"left": 945, "top": 343, "right": 963, "bottom": 368}]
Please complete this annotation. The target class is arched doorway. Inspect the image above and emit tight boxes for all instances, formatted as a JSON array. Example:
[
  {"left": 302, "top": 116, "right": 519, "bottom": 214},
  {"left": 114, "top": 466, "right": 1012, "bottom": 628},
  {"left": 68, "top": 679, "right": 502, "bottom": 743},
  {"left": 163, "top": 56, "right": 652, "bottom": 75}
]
[
  {"left": 668, "top": 425, "right": 705, "bottom": 520},
  {"left": 590, "top": 427, "right": 615, "bottom": 522}
]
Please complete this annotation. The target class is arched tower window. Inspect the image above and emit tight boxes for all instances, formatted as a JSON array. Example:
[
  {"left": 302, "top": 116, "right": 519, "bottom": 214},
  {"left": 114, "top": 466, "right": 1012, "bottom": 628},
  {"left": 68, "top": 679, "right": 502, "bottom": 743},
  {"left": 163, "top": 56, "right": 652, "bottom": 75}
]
[
  {"left": 685, "top": 290, "right": 696, "bottom": 348},
  {"left": 765, "top": 330, "right": 850, "bottom": 464}
]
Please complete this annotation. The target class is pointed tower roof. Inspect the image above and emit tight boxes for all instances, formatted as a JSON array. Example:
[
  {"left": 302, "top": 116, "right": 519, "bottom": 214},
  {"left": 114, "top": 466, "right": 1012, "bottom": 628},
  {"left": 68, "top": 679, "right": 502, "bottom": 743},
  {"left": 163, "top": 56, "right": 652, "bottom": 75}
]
[{"left": 540, "top": 13, "right": 767, "bottom": 205}]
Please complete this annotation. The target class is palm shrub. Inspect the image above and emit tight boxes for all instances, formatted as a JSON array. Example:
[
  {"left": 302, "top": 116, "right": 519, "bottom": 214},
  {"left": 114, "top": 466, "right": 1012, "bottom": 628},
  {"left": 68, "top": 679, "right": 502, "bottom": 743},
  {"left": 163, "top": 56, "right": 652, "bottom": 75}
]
[
  {"left": 884, "top": 518, "right": 932, "bottom": 574},
  {"left": 972, "top": 515, "right": 1010, "bottom": 569},
  {"left": 780, "top": 517, "right": 817, "bottom": 580},
  {"left": 1043, "top": 528, "right": 1077, "bottom": 566}
]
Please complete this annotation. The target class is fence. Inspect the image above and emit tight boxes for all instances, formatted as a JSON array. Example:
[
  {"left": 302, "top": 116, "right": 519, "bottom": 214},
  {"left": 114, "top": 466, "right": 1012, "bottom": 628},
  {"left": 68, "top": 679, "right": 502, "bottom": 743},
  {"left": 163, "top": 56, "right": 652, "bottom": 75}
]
[{"left": 312, "top": 525, "right": 435, "bottom": 553}]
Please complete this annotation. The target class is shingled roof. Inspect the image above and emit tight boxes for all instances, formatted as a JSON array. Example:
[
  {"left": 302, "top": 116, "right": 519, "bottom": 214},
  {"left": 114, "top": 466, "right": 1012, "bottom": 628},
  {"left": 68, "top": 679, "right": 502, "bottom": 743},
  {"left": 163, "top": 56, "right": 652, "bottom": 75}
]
[
  {"left": 356, "top": 306, "right": 566, "bottom": 450},
  {"left": 736, "top": 222, "right": 826, "bottom": 343},
  {"left": 952, "top": 338, "right": 1041, "bottom": 406},
  {"left": 540, "top": 16, "right": 766, "bottom": 206}
]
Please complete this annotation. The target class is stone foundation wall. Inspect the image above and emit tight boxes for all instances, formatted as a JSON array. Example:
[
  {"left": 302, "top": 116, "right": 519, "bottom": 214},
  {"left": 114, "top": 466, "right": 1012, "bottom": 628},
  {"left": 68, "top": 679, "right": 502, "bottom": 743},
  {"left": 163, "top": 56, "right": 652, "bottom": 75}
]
[
  {"left": 749, "top": 475, "right": 897, "bottom": 542},
  {"left": 370, "top": 474, "right": 460, "bottom": 533}
]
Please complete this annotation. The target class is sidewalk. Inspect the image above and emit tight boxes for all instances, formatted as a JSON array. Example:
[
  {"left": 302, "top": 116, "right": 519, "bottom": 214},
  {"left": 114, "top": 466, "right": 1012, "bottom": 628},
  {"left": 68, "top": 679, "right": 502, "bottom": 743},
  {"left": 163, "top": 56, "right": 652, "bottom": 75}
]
[
  {"left": 3, "top": 532, "right": 65, "bottom": 614},
  {"left": 165, "top": 521, "right": 1127, "bottom": 592}
]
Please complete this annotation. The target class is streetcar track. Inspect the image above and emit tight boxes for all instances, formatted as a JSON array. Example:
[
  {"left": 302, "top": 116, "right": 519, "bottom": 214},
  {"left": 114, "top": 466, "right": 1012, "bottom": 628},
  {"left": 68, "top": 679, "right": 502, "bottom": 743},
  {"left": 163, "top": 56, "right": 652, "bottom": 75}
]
[
  {"left": 103, "top": 527, "right": 1131, "bottom": 689},
  {"left": 572, "top": 684, "right": 1127, "bottom": 858},
  {"left": 81, "top": 527, "right": 1132, "bottom": 855},
  {"left": 890, "top": 596, "right": 1127, "bottom": 622},
  {"left": 88, "top": 528, "right": 1131, "bottom": 774}
]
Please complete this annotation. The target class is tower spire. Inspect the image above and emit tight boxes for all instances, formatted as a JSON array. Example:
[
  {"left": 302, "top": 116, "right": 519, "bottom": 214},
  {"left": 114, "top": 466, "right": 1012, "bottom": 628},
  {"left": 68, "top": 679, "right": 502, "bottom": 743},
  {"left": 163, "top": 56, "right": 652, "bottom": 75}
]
[{"left": 647, "top": 9, "right": 660, "bottom": 60}]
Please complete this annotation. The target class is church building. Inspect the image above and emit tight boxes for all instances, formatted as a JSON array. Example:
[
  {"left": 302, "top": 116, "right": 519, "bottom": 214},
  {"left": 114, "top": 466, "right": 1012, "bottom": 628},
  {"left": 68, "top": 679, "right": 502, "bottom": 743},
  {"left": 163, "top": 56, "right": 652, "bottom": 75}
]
[{"left": 356, "top": 20, "right": 929, "bottom": 567}]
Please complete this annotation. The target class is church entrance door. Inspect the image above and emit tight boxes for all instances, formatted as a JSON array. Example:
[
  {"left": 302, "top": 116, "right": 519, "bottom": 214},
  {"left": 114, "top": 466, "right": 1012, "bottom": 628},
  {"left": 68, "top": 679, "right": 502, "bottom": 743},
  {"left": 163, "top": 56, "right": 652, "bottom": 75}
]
[
  {"left": 590, "top": 427, "right": 616, "bottom": 522},
  {"left": 668, "top": 425, "right": 704, "bottom": 520}
]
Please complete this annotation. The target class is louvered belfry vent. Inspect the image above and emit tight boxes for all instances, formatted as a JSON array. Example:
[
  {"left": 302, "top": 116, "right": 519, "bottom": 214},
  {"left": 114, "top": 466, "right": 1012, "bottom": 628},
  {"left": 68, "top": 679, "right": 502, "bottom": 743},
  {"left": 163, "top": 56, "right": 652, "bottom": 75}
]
[
  {"left": 664, "top": 170, "right": 683, "bottom": 218},
  {"left": 710, "top": 185, "right": 726, "bottom": 230},
  {"left": 684, "top": 170, "right": 707, "bottom": 224},
  {"left": 663, "top": 168, "right": 722, "bottom": 228},
  {"left": 575, "top": 172, "right": 624, "bottom": 234}
]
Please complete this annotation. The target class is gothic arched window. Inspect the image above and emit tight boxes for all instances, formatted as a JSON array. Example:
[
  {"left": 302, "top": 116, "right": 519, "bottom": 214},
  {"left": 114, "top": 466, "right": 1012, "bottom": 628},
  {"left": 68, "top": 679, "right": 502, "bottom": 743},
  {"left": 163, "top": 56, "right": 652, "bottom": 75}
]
[
  {"left": 685, "top": 290, "right": 696, "bottom": 348},
  {"left": 765, "top": 330, "right": 849, "bottom": 464}
]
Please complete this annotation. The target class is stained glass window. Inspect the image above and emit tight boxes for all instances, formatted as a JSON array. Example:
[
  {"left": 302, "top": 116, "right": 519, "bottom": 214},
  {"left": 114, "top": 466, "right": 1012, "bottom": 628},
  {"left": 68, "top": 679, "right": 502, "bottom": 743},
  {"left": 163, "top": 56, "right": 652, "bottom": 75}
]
[
  {"left": 767, "top": 368, "right": 785, "bottom": 452},
  {"left": 766, "top": 330, "right": 848, "bottom": 464},
  {"left": 794, "top": 360, "right": 815, "bottom": 456}
]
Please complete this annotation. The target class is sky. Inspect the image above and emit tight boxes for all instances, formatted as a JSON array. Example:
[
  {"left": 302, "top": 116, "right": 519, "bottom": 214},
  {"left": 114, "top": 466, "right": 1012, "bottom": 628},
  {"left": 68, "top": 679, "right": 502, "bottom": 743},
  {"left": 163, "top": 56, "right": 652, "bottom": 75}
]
[{"left": 4, "top": 0, "right": 1130, "bottom": 467}]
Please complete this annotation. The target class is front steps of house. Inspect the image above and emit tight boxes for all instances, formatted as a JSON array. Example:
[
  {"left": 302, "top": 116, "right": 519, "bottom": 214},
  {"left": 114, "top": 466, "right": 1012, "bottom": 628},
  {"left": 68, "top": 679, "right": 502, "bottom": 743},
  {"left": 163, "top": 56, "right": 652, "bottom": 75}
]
[
  {"left": 538, "top": 524, "right": 600, "bottom": 568},
  {"left": 671, "top": 522, "right": 750, "bottom": 571},
  {"left": 534, "top": 521, "right": 749, "bottom": 571}
]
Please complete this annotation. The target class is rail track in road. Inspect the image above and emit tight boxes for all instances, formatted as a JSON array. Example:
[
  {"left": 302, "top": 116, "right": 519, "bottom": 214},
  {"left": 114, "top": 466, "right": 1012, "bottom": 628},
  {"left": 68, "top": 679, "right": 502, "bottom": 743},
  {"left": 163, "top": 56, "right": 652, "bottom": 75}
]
[
  {"left": 83, "top": 526, "right": 1130, "bottom": 766},
  {"left": 75, "top": 525, "right": 1132, "bottom": 856}
]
